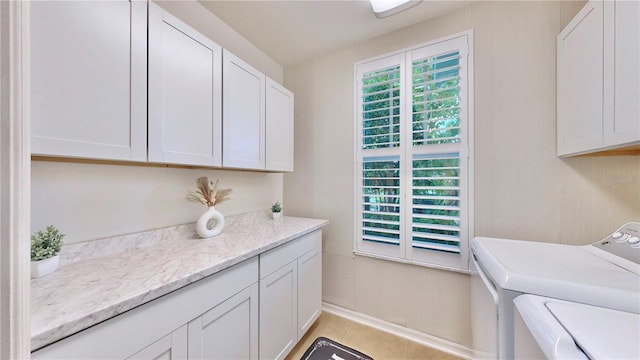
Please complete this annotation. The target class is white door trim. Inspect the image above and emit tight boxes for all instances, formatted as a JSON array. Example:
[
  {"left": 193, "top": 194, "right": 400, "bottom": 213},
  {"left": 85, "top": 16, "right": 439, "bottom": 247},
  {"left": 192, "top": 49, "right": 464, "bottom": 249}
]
[{"left": 0, "top": 0, "right": 31, "bottom": 358}]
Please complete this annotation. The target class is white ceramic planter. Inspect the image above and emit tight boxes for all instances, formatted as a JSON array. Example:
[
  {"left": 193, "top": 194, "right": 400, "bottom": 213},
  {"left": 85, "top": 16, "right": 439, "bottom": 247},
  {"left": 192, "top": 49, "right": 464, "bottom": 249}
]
[
  {"left": 196, "top": 206, "right": 225, "bottom": 238},
  {"left": 272, "top": 212, "right": 282, "bottom": 220},
  {"left": 31, "top": 255, "right": 60, "bottom": 279}
]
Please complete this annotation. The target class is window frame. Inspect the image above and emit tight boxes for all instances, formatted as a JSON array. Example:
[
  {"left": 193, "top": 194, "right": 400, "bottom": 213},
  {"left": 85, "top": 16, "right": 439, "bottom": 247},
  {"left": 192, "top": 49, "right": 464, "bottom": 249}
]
[{"left": 353, "top": 30, "right": 474, "bottom": 272}]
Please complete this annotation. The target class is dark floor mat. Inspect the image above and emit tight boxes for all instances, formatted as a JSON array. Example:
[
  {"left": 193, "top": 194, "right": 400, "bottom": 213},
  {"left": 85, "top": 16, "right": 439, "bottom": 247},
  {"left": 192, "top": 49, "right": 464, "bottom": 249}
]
[{"left": 300, "top": 336, "right": 374, "bottom": 360}]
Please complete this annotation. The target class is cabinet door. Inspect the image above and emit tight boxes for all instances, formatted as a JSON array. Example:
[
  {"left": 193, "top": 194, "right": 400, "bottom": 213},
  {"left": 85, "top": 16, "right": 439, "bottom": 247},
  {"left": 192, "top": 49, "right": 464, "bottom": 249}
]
[
  {"left": 127, "top": 325, "right": 187, "bottom": 360},
  {"left": 297, "top": 247, "right": 322, "bottom": 339},
  {"left": 188, "top": 283, "right": 259, "bottom": 360},
  {"left": 148, "top": 2, "right": 222, "bottom": 166},
  {"left": 31, "top": 0, "right": 147, "bottom": 161},
  {"left": 266, "top": 78, "right": 294, "bottom": 172},
  {"left": 605, "top": 0, "right": 640, "bottom": 147},
  {"left": 259, "top": 261, "right": 297, "bottom": 360},
  {"left": 223, "top": 50, "right": 266, "bottom": 170},
  {"left": 557, "top": 0, "right": 604, "bottom": 156}
]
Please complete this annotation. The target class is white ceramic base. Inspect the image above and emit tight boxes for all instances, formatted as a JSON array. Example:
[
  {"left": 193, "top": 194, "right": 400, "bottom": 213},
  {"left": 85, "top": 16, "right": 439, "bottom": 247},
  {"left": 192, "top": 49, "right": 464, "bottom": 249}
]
[
  {"left": 272, "top": 212, "right": 282, "bottom": 220},
  {"left": 196, "top": 206, "right": 225, "bottom": 238},
  {"left": 31, "top": 255, "right": 60, "bottom": 279}
]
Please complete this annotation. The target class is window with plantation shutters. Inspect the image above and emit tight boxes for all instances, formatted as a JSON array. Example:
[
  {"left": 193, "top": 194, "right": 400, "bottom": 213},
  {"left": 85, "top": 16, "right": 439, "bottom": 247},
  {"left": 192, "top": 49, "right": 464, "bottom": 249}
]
[{"left": 355, "top": 32, "right": 473, "bottom": 271}]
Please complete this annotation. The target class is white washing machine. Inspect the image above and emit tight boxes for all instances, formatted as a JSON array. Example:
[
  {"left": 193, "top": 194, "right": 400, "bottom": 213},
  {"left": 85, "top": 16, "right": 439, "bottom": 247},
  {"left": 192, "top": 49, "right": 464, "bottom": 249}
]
[
  {"left": 470, "top": 222, "right": 640, "bottom": 359},
  {"left": 513, "top": 294, "right": 640, "bottom": 359}
]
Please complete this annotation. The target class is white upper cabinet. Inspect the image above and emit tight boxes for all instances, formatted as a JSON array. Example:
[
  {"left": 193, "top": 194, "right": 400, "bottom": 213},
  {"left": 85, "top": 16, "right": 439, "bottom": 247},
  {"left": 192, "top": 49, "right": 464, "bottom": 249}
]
[
  {"left": 604, "top": 0, "right": 640, "bottom": 149},
  {"left": 223, "top": 50, "right": 266, "bottom": 170},
  {"left": 222, "top": 50, "right": 266, "bottom": 170},
  {"left": 31, "top": 0, "right": 147, "bottom": 161},
  {"left": 222, "top": 51, "right": 295, "bottom": 172},
  {"left": 266, "top": 79, "right": 295, "bottom": 172},
  {"left": 557, "top": 0, "right": 604, "bottom": 156},
  {"left": 557, "top": 0, "right": 640, "bottom": 156},
  {"left": 31, "top": 1, "right": 294, "bottom": 170},
  {"left": 148, "top": 2, "right": 223, "bottom": 166}
]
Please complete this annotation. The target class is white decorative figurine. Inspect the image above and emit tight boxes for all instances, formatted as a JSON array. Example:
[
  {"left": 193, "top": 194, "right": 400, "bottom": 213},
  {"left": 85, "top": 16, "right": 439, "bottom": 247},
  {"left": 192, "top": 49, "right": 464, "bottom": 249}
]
[{"left": 187, "top": 177, "right": 232, "bottom": 238}]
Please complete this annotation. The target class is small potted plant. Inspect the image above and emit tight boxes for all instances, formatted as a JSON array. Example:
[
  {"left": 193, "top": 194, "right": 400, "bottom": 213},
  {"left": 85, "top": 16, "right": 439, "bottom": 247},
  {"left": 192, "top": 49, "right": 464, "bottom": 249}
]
[
  {"left": 271, "top": 201, "right": 283, "bottom": 220},
  {"left": 31, "top": 225, "right": 65, "bottom": 278}
]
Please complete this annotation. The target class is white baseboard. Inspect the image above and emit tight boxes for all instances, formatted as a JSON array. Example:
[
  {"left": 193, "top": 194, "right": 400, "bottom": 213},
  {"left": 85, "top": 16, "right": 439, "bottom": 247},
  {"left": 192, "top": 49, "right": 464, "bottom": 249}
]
[{"left": 322, "top": 302, "right": 474, "bottom": 360}]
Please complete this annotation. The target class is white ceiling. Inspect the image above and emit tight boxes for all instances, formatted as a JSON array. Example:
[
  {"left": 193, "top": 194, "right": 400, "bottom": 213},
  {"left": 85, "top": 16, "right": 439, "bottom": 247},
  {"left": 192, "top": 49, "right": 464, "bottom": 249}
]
[{"left": 199, "top": 0, "right": 474, "bottom": 68}]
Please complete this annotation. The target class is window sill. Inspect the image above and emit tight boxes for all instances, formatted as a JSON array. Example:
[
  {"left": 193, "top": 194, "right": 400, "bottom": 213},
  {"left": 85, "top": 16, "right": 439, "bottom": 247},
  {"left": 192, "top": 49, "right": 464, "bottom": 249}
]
[{"left": 353, "top": 250, "right": 472, "bottom": 275}]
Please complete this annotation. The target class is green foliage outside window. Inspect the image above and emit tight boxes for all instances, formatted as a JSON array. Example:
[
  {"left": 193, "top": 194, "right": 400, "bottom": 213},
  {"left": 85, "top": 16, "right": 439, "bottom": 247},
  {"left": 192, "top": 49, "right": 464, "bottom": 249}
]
[
  {"left": 412, "top": 52, "right": 461, "bottom": 145},
  {"left": 361, "top": 66, "right": 400, "bottom": 149},
  {"left": 360, "top": 50, "right": 463, "bottom": 254},
  {"left": 412, "top": 156, "right": 460, "bottom": 251},
  {"left": 362, "top": 159, "right": 400, "bottom": 244}
]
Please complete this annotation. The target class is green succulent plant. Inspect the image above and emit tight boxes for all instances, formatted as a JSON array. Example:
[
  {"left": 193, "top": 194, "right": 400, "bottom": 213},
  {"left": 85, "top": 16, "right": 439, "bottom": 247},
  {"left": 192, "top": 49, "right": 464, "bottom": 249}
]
[
  {"left": 31, "top": 225, "right": 65, "bottom": 261},
  {"left": 271, "top": 201, "right": 282, "bottom": 213}
]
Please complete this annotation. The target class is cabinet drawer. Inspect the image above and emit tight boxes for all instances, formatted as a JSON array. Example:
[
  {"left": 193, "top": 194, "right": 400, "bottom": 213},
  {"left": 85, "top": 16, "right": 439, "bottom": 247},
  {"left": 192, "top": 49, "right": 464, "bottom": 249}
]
[{"left": 259, "top": 230, "right": 321, "bottom": 279}]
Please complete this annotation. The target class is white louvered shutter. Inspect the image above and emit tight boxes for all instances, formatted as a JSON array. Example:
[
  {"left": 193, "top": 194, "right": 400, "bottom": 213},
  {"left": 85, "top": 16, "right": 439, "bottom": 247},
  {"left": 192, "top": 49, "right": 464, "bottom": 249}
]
[
  {"left": 411, "top": 153, "right": 461, "bottom": 253},
  {"left": 356, "top": 54, "right": 405, "bottom": 258},
  {"left": 355, "top": 33, "right": 472, "bottom": 270},
  {"left": 411, "top": 51, "right": 461, "bottom": 146},
  {"left": 361, "top": 65, "right": 401, "bottom": 149},
  {"left": 406, "top": 36, "right": 469, "bottom": 268},
  {"left": 361, "top": 156, "right": 401, "bottom": 246}
]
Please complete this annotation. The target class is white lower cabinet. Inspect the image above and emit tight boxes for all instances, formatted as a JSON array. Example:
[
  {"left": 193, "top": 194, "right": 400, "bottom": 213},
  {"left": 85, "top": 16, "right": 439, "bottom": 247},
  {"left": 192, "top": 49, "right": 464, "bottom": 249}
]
[
  {"left": 31, "top": 232, "right": 322, "bottom": 360},
  {"left": 259, "top": 230, "right": 323, "bottom": 360},
  {"left": 188, "top": 283, "right": 259, "bottom": 360},
  {"left": 127, "top": 326, "right": 188, "bottom": 360},
  {"left": 297, "top": 246, "right": 322, "bottom": 336},
  {"left": 259, "top": 261, "right": 298, "bottom": 360},
  {"left": 32, "top": 258, "right": 258, "bottom": 360}
]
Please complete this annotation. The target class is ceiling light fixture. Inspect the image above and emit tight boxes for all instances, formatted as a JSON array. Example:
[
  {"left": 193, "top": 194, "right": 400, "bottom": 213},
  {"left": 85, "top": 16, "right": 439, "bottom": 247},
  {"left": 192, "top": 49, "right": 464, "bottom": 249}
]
[{"left": 370, "top": 0, "right": 423, "bottom": 19}]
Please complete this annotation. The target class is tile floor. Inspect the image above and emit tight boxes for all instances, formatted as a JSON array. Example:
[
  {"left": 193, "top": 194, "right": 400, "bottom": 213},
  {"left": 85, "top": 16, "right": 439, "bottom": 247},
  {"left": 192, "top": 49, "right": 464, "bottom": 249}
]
[{"left": 285, "top": 312, "right": 464, "bottom": 360}]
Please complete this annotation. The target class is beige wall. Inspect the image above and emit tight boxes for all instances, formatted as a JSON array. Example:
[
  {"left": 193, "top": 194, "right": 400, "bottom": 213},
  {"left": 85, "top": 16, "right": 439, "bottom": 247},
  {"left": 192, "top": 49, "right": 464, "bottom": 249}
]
[
  {"left": 31, "top": 162, "right": 283, "bottom": 244},
  {"left": 284, "top": 0, "right": 639, "bottom": 348},
  {"left": 158, "top": 0, "right": 283, "bottom": 82},
  {"left": 31, "top": 1, "right": 285, "bottom": 244}
]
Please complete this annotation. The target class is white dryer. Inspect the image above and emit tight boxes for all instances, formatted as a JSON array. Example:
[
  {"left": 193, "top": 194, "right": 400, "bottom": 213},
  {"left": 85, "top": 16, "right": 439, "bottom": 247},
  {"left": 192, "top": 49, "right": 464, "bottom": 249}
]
[
  {"left": 514, "top": 294, "right": 640, "bottom": 359},
  {"left": 470, "top": 222, "right": 640, "bottom": 359}
]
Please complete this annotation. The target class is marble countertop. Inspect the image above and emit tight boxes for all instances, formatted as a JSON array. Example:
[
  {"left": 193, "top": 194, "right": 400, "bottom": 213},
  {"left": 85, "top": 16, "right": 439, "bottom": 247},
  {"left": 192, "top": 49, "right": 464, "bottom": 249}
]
[{"left": 31, "top": 211, "right": 328, "bottom": 351}]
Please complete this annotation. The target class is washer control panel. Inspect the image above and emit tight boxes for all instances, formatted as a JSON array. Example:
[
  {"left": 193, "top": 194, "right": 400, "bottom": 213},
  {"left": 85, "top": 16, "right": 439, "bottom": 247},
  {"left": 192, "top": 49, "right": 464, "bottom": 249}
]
[{"left": 592, "top": 222, "right": 640, "bottom": 265}]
